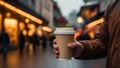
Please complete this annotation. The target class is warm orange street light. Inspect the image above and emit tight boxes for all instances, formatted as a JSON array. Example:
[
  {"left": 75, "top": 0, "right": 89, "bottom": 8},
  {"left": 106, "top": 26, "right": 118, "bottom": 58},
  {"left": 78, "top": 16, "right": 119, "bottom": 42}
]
[
  {"left": 42, "top": 26, "right": 52, "bottom": 32},
  {"left": 86, "top": 18, "right": 104, "bottom": 28}
]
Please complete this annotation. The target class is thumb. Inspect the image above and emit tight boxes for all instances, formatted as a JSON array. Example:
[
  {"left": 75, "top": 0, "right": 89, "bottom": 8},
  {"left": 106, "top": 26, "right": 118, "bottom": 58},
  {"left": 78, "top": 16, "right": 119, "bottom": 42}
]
[{"left": 68, "top": 42, "right": 77, "bottom": 48}]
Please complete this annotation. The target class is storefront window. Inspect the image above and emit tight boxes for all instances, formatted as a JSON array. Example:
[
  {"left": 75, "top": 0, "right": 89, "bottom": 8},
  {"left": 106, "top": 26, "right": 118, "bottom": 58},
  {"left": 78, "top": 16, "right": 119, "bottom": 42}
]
[{"left": 4, "top": 18, "right": 18, "bottom": 45}]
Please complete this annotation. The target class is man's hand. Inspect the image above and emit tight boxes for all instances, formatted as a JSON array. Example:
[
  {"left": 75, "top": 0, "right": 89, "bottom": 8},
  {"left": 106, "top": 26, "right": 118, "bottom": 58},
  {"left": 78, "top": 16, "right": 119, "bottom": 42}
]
[
  {"left": 53, "top": 39, "right": 84, "bottom": 58},
  {"left": 68, "top": 41, "right": 84, "bottom": 57}
]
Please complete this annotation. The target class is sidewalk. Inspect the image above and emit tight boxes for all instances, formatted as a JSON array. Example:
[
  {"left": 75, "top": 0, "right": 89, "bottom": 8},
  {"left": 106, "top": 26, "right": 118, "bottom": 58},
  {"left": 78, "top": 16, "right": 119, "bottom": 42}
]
[{"left": 0, "top": 45, "right": 18, "bottom": 53}]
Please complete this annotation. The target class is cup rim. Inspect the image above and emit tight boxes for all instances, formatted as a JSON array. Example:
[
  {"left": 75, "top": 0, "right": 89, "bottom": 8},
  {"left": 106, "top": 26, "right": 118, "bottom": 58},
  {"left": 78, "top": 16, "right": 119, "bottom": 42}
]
[{"left": 54, "top": 28, "right": 75, "bottom": 34}]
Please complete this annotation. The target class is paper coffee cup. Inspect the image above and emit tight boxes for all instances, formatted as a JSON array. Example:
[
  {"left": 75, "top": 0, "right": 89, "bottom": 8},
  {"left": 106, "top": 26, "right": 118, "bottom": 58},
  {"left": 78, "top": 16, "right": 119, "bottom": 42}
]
[{"left": 54, "top": 28, "right": 75, "bottom": 60}]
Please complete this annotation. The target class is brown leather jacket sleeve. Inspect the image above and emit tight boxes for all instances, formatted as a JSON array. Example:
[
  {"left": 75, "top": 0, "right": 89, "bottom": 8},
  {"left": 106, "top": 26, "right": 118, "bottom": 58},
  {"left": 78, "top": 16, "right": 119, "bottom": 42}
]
[{"left": 75, "top": 2, "right": 112, "bottom": 60}]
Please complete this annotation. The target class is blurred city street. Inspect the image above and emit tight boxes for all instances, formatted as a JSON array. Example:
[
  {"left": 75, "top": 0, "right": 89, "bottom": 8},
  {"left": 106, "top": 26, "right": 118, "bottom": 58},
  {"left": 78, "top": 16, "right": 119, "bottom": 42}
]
[
  {"left": 0, "top": 45, "right": 106, "bottom": 68},
  {"left": 0, "top": 0, "right": 111, "bottom": 68}
]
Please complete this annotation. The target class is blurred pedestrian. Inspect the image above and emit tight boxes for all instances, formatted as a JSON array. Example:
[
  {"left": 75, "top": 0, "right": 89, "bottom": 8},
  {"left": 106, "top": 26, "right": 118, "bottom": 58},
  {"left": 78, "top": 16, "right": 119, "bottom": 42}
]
[
  {"left": 0, "top": 31, "right": 9, "bottom": 54},
  {"left": 53, "top": 0, "right": 119, "bottom": 68},
  {"left": 19, "top": 32, "right": 25, "bottom": 53},
  {"left": 41, "top": 35, "right": 47, "bottom": 48},
  {"left": 30, "top": 33, "right": 39, "bottom": 51}
]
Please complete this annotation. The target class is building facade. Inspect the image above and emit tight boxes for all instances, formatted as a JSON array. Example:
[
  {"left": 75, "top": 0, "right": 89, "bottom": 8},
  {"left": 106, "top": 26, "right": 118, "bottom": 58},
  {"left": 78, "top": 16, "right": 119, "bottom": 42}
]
[
  {"left": 84, "top": 0, "right": 112, "bottom": 12},
  {"left": 35, "top": 0, "right": 53, "bottom": 28}
]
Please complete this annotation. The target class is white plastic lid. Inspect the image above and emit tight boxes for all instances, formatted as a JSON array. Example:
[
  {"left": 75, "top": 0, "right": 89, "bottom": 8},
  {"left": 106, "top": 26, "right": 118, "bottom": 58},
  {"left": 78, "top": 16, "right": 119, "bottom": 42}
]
[{"left": 54, "top": 28, "right": 75, "bottom": 34}]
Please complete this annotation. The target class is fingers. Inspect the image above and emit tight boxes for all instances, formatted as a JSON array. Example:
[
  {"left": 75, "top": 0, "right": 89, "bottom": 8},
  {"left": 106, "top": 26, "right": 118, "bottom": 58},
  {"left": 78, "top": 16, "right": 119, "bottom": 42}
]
[
  {"left": 53, "top": 39, "right": 57, "bottom": 44},
  {"left": 53, "top": 49, "right": 59, "bottom": 58},
  {"left": 53, "top": 39, "right": 59, "bottom": 58},
  {"left": 53, "top": 43, "right": 58, "bottom": 49},
  {"left": 53, "top": 39, "right": 59, "bottom": 53},
  {"left": 53, "top": 46, "right": 59, "bottom": 58}
]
